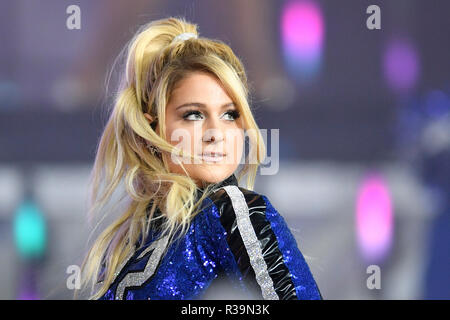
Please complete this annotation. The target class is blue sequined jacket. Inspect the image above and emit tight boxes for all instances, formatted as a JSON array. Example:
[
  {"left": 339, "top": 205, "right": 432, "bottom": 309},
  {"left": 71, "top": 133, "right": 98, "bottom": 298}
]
[{"left": 98, "top": 174, "right": 323, "bottom": 300}]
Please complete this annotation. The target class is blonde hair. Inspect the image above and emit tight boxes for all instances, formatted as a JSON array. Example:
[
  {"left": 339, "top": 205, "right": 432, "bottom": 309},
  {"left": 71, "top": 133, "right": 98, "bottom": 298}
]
[{"left": 77, "top": 16, "right": 266, "bottom": 299}]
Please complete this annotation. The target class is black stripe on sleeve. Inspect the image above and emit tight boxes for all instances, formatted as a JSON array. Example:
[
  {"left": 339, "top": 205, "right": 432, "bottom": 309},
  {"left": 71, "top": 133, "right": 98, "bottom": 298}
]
[{"left": 209, "top": 187, "right": 299, "bottom": 300}]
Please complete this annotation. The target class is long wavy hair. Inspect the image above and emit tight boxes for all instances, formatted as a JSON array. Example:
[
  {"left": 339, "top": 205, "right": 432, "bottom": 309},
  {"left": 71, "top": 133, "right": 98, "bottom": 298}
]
[{"left": 77, "top": 16, "right": 266, "bottom": 299}]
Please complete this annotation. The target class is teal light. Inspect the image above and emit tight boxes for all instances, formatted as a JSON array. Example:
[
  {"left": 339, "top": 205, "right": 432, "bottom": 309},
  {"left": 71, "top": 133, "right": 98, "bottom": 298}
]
[{"left": 13, "top": 200, "right": 47, "bottom": 259}]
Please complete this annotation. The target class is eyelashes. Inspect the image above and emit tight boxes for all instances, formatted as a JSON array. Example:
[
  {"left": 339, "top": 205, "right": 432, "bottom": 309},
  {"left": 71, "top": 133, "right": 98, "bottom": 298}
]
[
  {"left": 182, "top": 110, "right": 203, "bottom": 120},
  {"left": 182, "top": 109, "right": 241, "bottom": 121},
  {"left": 226, "top": 110, "right": 241, "bottom": 120}
]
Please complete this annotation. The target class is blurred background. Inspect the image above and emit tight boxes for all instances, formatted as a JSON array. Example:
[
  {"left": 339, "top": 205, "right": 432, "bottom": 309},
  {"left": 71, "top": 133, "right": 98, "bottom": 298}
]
[{"left": 0, "top": 0, "right": 449, "bottom": 299}]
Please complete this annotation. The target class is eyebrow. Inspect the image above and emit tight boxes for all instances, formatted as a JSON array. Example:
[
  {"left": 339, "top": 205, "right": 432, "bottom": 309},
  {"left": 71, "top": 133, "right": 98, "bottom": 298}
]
[{"left": 175, "top": 102, "right": 235, "bottom": 110}]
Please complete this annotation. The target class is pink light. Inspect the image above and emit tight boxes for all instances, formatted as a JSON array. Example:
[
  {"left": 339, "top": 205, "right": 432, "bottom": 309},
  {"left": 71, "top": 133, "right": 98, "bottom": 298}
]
[
  {"left": 281, "top": 0, "right": 324, "bottom": 79},
  {"left": 356, "top": 173, "right": 394, "bottom": 263}
]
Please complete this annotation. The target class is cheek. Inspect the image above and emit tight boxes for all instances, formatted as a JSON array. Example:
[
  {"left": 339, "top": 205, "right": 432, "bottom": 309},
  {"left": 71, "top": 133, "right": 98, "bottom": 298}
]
[
  {"left": 237, "top": 137, "right": 244, "bottom": 158},
  {"left": 166, "top": 123, "right": 194, "bottom": 149},
  {"left": 226, "top": 130, "right": 245, "bottom": 162}
]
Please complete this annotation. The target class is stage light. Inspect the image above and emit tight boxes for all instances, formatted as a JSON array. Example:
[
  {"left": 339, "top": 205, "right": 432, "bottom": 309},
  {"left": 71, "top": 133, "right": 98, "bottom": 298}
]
[
  {"left": 281, "top": 0, "right": 324, "bottom": 82},
  {"left": 356, "top": 173, "right": 394, "bottom": 264},
  {"left": 424, "top": 89, "right": 450, "bottom": 119},
  {"left": 17, "top": 284, "right": 39, "bottom": 300},
  {"left": 13, "top": 199, "right": 47, "bottom": 259},
  {"left": 383, "top": 37, "right": 420, "bottom": 93}
]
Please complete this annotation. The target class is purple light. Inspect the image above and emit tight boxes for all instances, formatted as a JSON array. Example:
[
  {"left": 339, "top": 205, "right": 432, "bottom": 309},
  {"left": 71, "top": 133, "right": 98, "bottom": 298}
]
[
  {"left": 16, "top": 267, "right": 39, "bottom": 300},
  {"left": 17, "top": 280, "right": 39, "bottom": 300},
  {"left": 383, "top": 37, "right": 420, "bottom": 93},
  {"left": 281, "top": 0, "right": 324, "bottom": 80},
  {"left": 356, "top": 173, "right": 394, "bottom": 263},
  {"left": 18, "top": 289, "right": 39, "bottom": 300}
]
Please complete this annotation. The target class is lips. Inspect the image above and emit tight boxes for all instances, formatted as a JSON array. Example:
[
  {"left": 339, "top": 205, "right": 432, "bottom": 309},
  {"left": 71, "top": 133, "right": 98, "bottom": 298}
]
[
  {"left": 199, "top": 152, "right": 226, "bottom": 162},
  {"left": 201, "top": 152, "right": 225, "bottom": 157}
]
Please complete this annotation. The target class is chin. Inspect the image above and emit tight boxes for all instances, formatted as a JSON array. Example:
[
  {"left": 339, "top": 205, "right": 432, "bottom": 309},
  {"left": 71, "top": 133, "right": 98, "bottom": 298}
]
[
  {"left": 168, "top": 160, "right": 238, "bottom": 186},
  {"left": 191, "top": 165, "right": 236, "bottom": 185}
]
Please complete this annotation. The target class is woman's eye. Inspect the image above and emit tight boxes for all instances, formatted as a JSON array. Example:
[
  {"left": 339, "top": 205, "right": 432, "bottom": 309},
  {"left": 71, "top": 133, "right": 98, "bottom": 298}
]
[
  {"left": 183, "top": 110, "right": 204, "bottom": 121},
  {"left": 223, "top": 109, "right": 241, "bottom": 121},
  {"left": 182, "top": 109, "right": 240, "bottom": 121}
]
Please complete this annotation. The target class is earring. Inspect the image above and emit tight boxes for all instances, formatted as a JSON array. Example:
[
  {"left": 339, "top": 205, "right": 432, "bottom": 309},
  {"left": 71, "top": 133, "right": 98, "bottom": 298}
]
[
  {"left": 146, "top": 141, "right": 160, "bottom": 155},
  {"left": 149, "top": 145, "right": 160, "bottom": 155}
]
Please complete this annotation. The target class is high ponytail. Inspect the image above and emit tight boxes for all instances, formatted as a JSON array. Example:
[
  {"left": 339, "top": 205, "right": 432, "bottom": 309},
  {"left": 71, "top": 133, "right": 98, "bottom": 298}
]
[{"left": 76, "top": 16, "right": 266, "bottom": 299}]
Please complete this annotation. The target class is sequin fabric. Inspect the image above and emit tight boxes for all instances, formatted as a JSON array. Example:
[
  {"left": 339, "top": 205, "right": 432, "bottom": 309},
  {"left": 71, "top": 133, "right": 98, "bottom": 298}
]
[
  {"left": 222, "top": 186, "right": 279, "bottom": 300},
  {"left": 98, "top": 177, "right": 322, "bottom": 300},
  {"left": 99, "top": 196, "right": 250, "bottom": 300},
  {"left": 261, "top": 195, "right": 322, "bottom": 300},
  {"left": 115, "top": 234, "right": 170, "bottom": 299}
]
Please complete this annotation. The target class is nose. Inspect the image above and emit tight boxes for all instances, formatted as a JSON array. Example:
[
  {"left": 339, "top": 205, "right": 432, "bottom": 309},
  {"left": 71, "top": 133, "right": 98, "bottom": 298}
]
[
  {"left": 202, "top": 128, "right": 224, "bottom": 143},
  {"left": 202, "top": 117, "right": 224, "bottom": 143}
]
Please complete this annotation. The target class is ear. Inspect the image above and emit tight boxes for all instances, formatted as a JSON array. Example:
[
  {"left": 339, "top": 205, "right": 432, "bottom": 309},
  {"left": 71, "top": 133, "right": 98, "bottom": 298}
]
[{"left": 144, "top": 113, "right": 154, "bottom": 123}]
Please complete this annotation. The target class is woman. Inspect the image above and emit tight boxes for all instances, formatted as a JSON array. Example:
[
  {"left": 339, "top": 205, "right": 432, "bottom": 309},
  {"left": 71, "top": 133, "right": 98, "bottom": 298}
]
[{"left": 79, "top": 17, "right": 322, "bottom": 300}]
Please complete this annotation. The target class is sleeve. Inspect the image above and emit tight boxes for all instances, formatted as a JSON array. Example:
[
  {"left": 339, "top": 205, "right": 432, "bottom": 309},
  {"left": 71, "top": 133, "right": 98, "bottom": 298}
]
[{"left": 209, "top": 185, "right": 323, "bottom": 300}]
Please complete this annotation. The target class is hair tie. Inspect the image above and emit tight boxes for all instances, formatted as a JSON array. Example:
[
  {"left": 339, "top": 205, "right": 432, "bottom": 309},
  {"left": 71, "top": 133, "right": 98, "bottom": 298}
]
[{"left": 171, "top": 32, "right": 197, "bottom": 43}]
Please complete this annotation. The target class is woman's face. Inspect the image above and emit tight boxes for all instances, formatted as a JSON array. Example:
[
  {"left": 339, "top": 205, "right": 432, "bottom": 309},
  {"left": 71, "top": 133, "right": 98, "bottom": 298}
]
[{"left": 149, "top": 71, "right": 244, "bottom": 187}]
